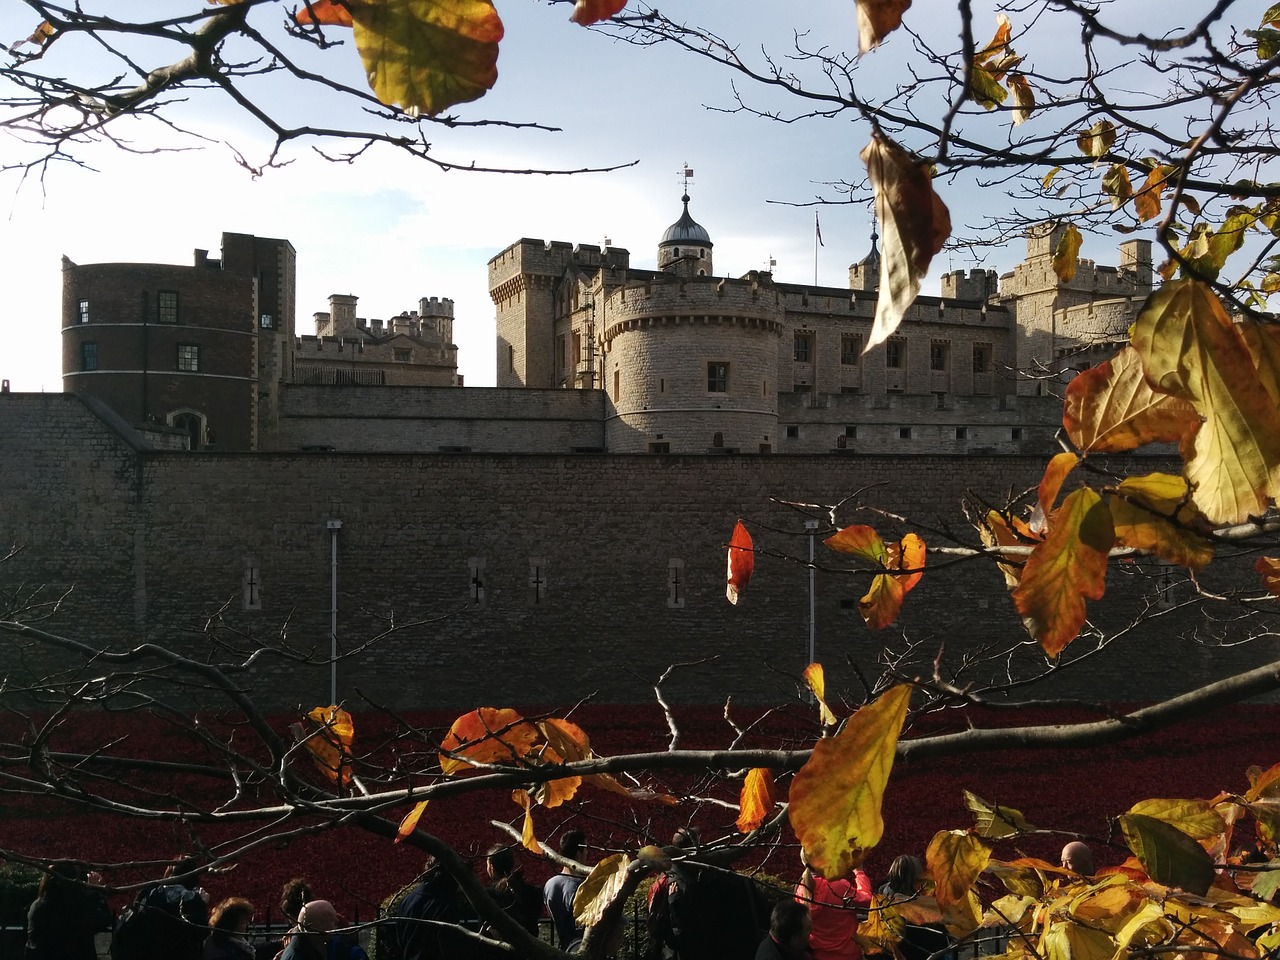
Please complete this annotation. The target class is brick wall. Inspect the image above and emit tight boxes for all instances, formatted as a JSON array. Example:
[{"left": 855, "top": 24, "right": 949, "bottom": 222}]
[{"left": 2, "top": 394, "right": 1273, "bottom": 714}]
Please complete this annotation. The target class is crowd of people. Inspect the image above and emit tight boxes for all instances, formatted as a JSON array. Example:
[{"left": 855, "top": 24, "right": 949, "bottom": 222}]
[{"left": 21, "top": 837, "right": 1101, "bottom": 960}]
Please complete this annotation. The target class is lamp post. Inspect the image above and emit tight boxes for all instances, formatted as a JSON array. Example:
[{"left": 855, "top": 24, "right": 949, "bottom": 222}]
[
  {"left": 326, "top": 519, "right": 343, "bottom": 705},
  {"left": 804, "top": 519, "right": 819, "bottom": 699}
]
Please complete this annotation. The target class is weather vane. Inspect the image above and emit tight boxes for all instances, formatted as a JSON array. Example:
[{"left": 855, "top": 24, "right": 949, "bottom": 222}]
[{"left": 678, "top": 163, "right": 694, "bottom": 195}]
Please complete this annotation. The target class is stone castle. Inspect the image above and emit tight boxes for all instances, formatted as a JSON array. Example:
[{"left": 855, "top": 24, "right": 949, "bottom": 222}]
[
  {"left": 57, "top": 195, "right": 1152, "bottom": 455},
  {"left": 3, "top": 195, "right": 1231, "bottom": 713}
]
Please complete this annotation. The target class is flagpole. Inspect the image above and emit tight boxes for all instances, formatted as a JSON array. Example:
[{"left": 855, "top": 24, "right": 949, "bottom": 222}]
[{"left": 814, "top": 210, "right": 819, "bottom": 285}]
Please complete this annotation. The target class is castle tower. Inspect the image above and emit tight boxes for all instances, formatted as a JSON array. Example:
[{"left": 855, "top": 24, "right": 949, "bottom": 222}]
[
  {"left": 657, "top": 195, "right": 714, "bottom": 278},
  {"left": 419, "top": 296, "right": 455, "bottom": 345},
  {"left": 848, "top": 226, "right": 881, "bottom": 292},
  {"left": 601, "top": 199, "right": 782, "bottom": 453}
]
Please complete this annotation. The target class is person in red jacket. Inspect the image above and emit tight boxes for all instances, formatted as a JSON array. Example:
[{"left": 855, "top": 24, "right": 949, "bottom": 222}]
[{"left": 794, "top": 851, "right": 872, "bottom": 960}]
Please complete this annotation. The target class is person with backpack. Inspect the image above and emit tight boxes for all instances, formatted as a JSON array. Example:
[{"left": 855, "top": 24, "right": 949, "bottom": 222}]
[
  {"left": 25, "top": 862, "right": 113, "bottom": 960},
  {"left": 112, "top": 858, "right": 211, "bottom": 960},
  {"left": 795, "top": 851, "right": 872, "bottom": 960}
]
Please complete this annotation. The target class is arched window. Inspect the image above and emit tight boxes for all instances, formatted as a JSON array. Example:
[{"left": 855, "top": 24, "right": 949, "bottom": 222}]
[{"left": 167, "top": 409, "right": 206, "bottom": 450}]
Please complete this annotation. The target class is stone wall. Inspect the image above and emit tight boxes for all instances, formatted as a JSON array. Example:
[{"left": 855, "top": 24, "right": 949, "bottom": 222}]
[{"left": 2, "top": 393, "right": 1273, "bottom": 714}]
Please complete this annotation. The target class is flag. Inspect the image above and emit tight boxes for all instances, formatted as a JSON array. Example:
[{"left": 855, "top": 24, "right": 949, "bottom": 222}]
[{"left": 815, "top": 211, "right": 824, "bottom": 247}]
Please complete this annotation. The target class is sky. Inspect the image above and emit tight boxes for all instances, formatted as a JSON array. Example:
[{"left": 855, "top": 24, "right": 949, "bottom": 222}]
[{"left": 0, "top": 1, "right": 1161, "bottom": 391}]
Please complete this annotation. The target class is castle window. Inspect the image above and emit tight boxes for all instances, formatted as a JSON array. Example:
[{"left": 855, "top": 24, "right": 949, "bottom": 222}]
[
  {"left": 674, "top": 248, "right": 681, "bottom": 257},
  {"left": 177, "top": 344, "right": 200, "bottom": 372},
  {"left": 660, "top": 378, "right": 665, "bottom": 394},
  {"left": 157, "top": 290, "right": 179, "bottom": 324},
  {"left": 707, "top": 362, "right": 729, "bottom": 393},
  {"left": 841, "top": 335, "right": 861, "bottom": 365},
  {"left": 886, "top": 338, "right": 905, "bottom": 368},
  {"left": 899, "top": 427, "right": 913, "bottom": 440},
  {"left": 667, "top": 559, "right": 685, "bottom": 608},
  {"left": 930, "top": 340, "right": 950, "bottom": 371},
  {"left": 973, "top": 343, "right": 991, "bottom": 373},
  {"left": 793, "top": 333, "right": 814, "bottom": 363},
  {"left": 613, "top": 369, "right": 620, "bottom": 400},
  {"left": 80, "top": 341, "right": 97, "bottom": 371},
  {"left": 1011, "top": 427, "right": 1024, "bottom": 441},
  {"left": 648, "top": 442, "right": 670, "bottom": 454},
  {"left": 572, "top": 333, "right": 582, "bottom": 368},
  {"left": 845, "top": 425, "right": 858, "bottom": 438},
  {"left": 243, "top": 559, "right": 262, "bottom": 611},
  {"left": 77, "top": 299, "right": 89, "bottom": 323},
  {"left": 260, "top": 313, "right": 274, "bottom": 329},
  {"left": 394, "top": 348, "right": 412, "bottom": 362},
  {"left": 557, "top": 334, "right": 567, "bottom": 373},
  {"left": 955, "top": 427, "right": 969, "bottom": 440},
  {"left": 508, "top": 345, "right": 515, "bottom": 372},
  {"left": 786, "top": 425, "right": 800, "bottom": 439},
  {"left": 841, "top": 386, "right": 860, "bottom": 394}
]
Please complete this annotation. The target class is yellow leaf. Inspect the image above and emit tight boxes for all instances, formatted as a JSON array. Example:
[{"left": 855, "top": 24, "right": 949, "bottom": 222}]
[
  {"left": 970, "top": 64, "right": 1009, "bottom": 110},
  {"left": 926, "top": 830, "right": 991, "bottom": 908},
  {"left": 1130, "top": 278, "right": 1280, "bottom": 524},
  {"left": 790, "top": 684, "right": 912, "bottom": 879},
  {"left": 984, "top": 893, "right": 1037, "bottom": 927},
  {"left": 1009, "top": 74, "right": 1035, "bottom": 125},
  {"left": 1258, "top": 557, "right": 1280, "bottom": 596},
  {"left": 861, "top": 134, "right": 952, "bottom": 351},
  {"left": 803, "top": 662, "right": 839, "bottom": 726},
  {"left": 512, "top": 789, "right": 543, "bottom": 853},
  {"left": 736, "top": 768, "right": 777, "bottom": 833},
  {"left": 1185, "top": 209, "right": 1257, "bottom": 281},
  {"left": 572, "top": 853, "right": 630, "bottom": 928},
  {"left": 1135, "top": 165, "right": 1172, "bottom": 223},
  {"left": 1102, "top": 164, "right": 1133, "bottom": 210},
  {"left": 395, "top": 799, "right": 429, "bottom": 842},
  {"left": 857, "top": 533, "right": 927, "bottom": 630},
  {"left": 978, "top": 510, "right": 1029, "bottom": 592},
  {"left": 984, "top": 858, "right": 1049, "bottom": 899},
  {"left": 1238, "top": 318, "right": 1280, "bottom": 406},
  {"left": 1062, "top": 346, "right": 1201, "bottom": 454},
  {"left": 1053, "top": 224, "right": 1082, "bottom": 283},
  {"left": 861, "top": 894, "right": 906, "bottom": 946},
  {"left": 1076, "top": 120, "right": 1116, "bottom": 158},
  {"left": 1109, "top": 473, "right": 1215, "bottom": 570},
  {"left": 304, "top": 705, "right": 355, "bottom": 787},
  {"left": 1127, "top": 798, "right": 1226, "bottom": 840},
  {"left": 568, "top": 0, "right": 627, "bottom": 26},
  {"left": 1042, "top": 166, "right": 1062, "bottom": 190},
  {"left": 856, "top": 0, "right": 912, "bottom": 55},
  {"left": 352, "top": 0, "right": 503, "bottom": 116},
  {"left": 1042, "top": 920, "right": 1115, "bottom": 960},
  {"left": 940, "top": 889, "right": 983, "bottom": 939},
  {"left": 1013, "top": 487, "right": 1114, "bottom": 657},
  {"left": 1111, "top": 901, "right": 1175, "bottom": 956},
  {"left": 826, "top": 525, "right": 890, "bottom": 563},
  {"left": 964, "top": 791, "right": 1037, "bottom": 839}
]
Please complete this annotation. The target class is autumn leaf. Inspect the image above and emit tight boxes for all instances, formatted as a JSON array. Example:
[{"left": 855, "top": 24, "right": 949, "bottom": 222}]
[
  {"left": 736, "top": 768, "right": 777, "bottom": 833},
  {"left": 861, "top": 134, "right": 951, "bottom": 351},
  {"left": 395, "top": 799, "right": 429, "bottom": 842},
  {"left": 726, "top": 520, "right": 754, "bottom": 605},
  {"left": 964, "top": 791, "right": 1037, "bottom": 839},
  {"left": 856, "top": 0, "right": 912, "bottom": 55},
  {"left": 1109, "top": 473, "right": 1214, "bottom": 570},
  {"left": 1035, "top": 452, "right": 1079, "bottom": 529},
  {"left": 1134, "top": 165, "right": 1172, "bottom": 223},
  {"left": 572, "top": 853, "right": 630, "bottom": 928},
  {"left": 512, "top": 790, "right": 543, "bottom": 853},
  {"left": 1239, "top": 318, "right": 1280, "bottom": 405},
  {"left": 978, "top": 510, "right": 1030, "bottom": 592},
  {"left": 1258, "top": 557, "right": 1280, "bottom": 596},
  {"left": 969, "top": 64, "right": 1009, "bottom": 110},
  {"left": 926, "top": 831, "right": 991, "bottom": 908},
  {"left": 803, "top": 662, "right": 839, "bottom": 726},
  {"left": 828, "top": 526, "right": 926, "bottom": 629},
  {"left": 1043, "top": 921, "right": 1116, "bottom": 960},
  {"left": 1063, "top": 346, "right": 1201, "bottom": 454},
  {"left": 352, "top": 0, "right": 504, "bottom": 116},
  {"left": 13, "top": 20, "right": 55, "bottom": 50},
  {"left": 1119, "top": 813, "right": 1216, "bottom": 895},
  {"left": 826, "top": 524, "right": 889, "bottom": 564},
  {"left": 533, "top": 717, "right": 590, "bottom": 807},
  {"left": 1130, "top": 278, "right": 1280, "bottom": 524},
  {"left": 295, "top": 0, "right": 354, "bottom": 26},
  {"left": 790, "top": 684, "right": 912, "bottom": 879},
  {"left": 439, "top": 707, "right": 539, "bottom": 774},
  {"left": 1053, "top": 224, "right": 1082, "bottom": 283},
  {"left": 304, "top": 705, "right": 354, "bottom": 787},
  {"left": 1184, "top": 209, "right": 1257, "bottom": 281},
  {"left": 1008, "top": 74, "right": 1035, "bottom": 125},
  {"left": 568, "top": 0, "right": 627, "bottom": 25},
  {"left": 1013, "top": 487, "right": 1115, "bottom": 656},
  {"left": 1077, "top": 120, "right": 1116, "bottom": 158},
  {"left": 1127, "top": 798, "right": 1226, "bottom": 841},
  {"left": 1102, "top": 164, "right": 1133, "bottom": 210}
]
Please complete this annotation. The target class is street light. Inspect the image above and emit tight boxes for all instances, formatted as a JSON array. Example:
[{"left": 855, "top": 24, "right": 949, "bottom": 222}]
[
  {"left": 804, "top": 519, "right": 819, "bottom": 695},
  {"left": 326, "top": 519, "right": 343, "bottom": 705}
]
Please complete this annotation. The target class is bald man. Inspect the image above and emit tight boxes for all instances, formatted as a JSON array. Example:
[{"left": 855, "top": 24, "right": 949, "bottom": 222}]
[{"left": 1060, "top": 841, "right": 1095, "bottom": 876}]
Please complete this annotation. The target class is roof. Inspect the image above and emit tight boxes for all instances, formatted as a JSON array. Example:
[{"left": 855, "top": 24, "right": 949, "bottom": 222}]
[{"left": 659, "top": 195, "right": 713, "bottom": 246}]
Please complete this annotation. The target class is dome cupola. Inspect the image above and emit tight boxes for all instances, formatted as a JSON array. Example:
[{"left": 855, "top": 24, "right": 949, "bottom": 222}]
[{"left": 658, "top": 194, "right": 714, "bottom": 277}]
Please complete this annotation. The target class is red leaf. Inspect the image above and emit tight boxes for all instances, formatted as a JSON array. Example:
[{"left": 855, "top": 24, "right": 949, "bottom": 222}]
[{"left": 726, "top": 520, "right": 754, "bottom": 605}]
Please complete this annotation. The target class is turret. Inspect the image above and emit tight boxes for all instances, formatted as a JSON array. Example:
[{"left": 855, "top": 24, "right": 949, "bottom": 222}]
[{"left": 657, "top": 194, "right": 714, "bottom": 278}]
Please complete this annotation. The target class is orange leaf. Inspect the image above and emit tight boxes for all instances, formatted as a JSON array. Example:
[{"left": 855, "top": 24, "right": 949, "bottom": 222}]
[
  {"left": 582, "top": 774, "right": 678, "bottom": 805},
  {"left": 889, "top": 532, "right": 926, "bottom": 593},
  {"left": 439, "top": 707, "right": 539, "bottom": 775},
  {"left": 836, "top": 530, "right": 926, "bottom": 630},
  {"left": 736, "top": 768, "right": 777, "bottom": 834},
  {"left": 803, "top": 663, "right": 839, "bottom": 726},
  {"left": 1257, "top": 557, "right": 1280, "bottom": 596},
  {"left": 826, "top": 524, "right": 890, "bottom": 564},
  {"left": 726, "top": 520, "right": 754, "bottom": 605},
  {"left": 1134, "top": 165, "right": 1171, "bottom": 223},
  {"left": 1110, "top": 473, "right": 1214, "bottom": 570},
  {"left": 294, "top": 0, "right": 354, "bottom": 26},
  {"left": 568, "top": 0, "right": 627, "bottom": 25},
  {"left": 926, "top": 830, "right": 992, "bottom": 908},
  {"left": 1034, "top": 452, "right": 1079, "bottom": 532},
  {"left": 790, "top": 684, "right": 912, "bottom": 879},
  {"left": 1131, "top": 278, "right": 1280, "bottom": 524},
  {"left": 1063, "top": 347, "right": 1201, "bottom": 454},
  {"left": 353, "top": 0, "right": 504, "bottom": 116},
  {"left": 532, "top": 718, "right": 591, "bottom": 808},
  {"left": 512, "top": 790, "right": 543, "bottom": 853},
  {"left": 978, "top": 510, "right": 1028, "bottom": 592},
  {"left": 1008, "top": 73, "right": 1035, "bottom": 125},
  {"left": 1013, "top": 487, "right": 1114, "bottom": 656},
  {"left": 856, "top": 0, "right": 912, "bottom": 55},
  {"left": 861, "top": 134, "right": 951, "bottom": 351},
  {"left": 395, "top": 799, "right": 429, "bottom": 842},
  {"left": 304, "top": 705, "right": 354, "bottom": 788},
  {"left": 14, "top": 20, "right": 56, "bottom": 49},
  {"left": 1076, "top": 120, "right": 1116, "bottom": 158},
  {"left": 1053, "top": 223, "right": 1082, "bottom": 283}
]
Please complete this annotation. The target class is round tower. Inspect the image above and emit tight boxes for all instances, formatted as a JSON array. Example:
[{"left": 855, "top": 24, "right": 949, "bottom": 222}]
[{"left": 602, "top": 197, "right": 782, "bottom": 453}]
